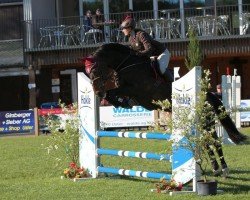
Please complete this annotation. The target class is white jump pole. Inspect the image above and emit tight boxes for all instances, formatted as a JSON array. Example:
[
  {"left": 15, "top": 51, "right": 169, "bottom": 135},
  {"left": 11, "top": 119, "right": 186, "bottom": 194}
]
[{"left": 220, "top": 69, "right": 241, "bottom": 144}]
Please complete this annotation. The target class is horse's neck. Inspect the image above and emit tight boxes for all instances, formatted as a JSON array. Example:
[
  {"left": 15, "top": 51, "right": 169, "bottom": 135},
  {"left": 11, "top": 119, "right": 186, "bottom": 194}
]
[
  {"left": 101, "top": 50, "right": 145, "bottom": 71},
  {"left": 104, "top": 54, "right": 130, "bottom": 70}
]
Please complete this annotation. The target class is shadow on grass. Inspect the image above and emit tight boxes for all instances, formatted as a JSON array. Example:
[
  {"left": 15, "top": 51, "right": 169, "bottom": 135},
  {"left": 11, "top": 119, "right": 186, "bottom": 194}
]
[
  {"left": 219, "top": 181, "right": 250, "bottom": 194},
  {"left": 101, "top": 173, "right": 157, "bottom": 184}
]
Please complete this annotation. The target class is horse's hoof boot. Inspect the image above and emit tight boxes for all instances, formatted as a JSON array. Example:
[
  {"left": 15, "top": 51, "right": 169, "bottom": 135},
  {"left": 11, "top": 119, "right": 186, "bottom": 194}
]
[
  {"left": 222, "top": 167, "right": 229, "bottom": 178},
  {"left": 213, "top": 169, "right": 221, "bottom": 177}
]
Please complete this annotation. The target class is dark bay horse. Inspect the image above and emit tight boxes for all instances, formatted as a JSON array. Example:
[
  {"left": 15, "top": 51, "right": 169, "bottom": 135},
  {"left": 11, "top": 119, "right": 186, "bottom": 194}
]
[{"left": 82, "top": 43, "right": 247, "bottom": 175}]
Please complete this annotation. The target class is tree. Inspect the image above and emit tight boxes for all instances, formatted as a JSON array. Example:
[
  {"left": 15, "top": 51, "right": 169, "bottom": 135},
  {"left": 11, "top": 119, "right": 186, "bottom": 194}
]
[{"left": 185, "top": 28, "right": 203, "bottom": 71}]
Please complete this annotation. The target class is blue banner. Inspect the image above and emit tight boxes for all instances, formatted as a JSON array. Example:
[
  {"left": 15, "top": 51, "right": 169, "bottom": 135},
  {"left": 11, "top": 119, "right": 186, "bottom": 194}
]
[{"left": 0, "top": 110, "right": 35, "bottom": 135}]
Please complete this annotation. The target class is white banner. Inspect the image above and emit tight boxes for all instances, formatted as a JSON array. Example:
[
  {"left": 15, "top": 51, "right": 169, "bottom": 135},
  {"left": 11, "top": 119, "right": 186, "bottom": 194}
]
[
  {"left": 240, "top": 99, "right": 250, "bottom": 122},
  {"left": 99, "top": 106, "right": 155, "bottom": 128}
]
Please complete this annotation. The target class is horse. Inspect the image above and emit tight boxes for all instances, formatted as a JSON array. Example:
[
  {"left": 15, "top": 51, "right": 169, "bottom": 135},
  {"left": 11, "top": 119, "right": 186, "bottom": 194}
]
[{"left": 82, "top": 43, "right": 247, "bottom": 176}]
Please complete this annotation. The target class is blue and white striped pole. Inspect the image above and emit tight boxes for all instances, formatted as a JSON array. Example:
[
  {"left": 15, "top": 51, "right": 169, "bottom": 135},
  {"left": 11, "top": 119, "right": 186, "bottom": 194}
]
[
  {"left": 97, "top": 148, "right": 171, "bottom": 161},
  {"left": 98, "top": 166, "right": 172, "bottom": 180},
  {"left": 98, "top": 131, "right": 171, "bottom": 140}
]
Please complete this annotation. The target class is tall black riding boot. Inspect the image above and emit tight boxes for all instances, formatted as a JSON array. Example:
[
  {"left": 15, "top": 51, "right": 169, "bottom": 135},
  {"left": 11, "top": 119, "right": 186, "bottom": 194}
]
[{"left": 162, "top": 69, "right": 174, "bottom": 83}]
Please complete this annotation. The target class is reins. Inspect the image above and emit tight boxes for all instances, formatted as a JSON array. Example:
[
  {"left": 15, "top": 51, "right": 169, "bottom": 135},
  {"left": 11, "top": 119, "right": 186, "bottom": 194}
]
[
  {"left": 115, "top": 54, "right": 131, "bottom": 71},
  {"left": 115, "top": 54, "right": 149, "bottom": 73},
  {"left": 118, "top": 61, "right": 148, "bottom": 72}
]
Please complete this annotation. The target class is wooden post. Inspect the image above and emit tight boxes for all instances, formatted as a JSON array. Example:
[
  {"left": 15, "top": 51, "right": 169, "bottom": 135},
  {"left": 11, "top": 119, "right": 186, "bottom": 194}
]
[
  {"left": 33, "top": 107, "right": 39, "bottom": 136},
  {"left": 28, "top": 65, "right": 37, "bottom": 108}
]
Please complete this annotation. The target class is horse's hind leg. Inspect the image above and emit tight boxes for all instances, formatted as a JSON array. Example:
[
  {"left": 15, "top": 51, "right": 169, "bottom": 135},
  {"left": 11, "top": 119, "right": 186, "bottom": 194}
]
[
  {"left": 206, "top": 92, "right": 247, "bottom": 144},
  {"left": 204, "top": 114, "right": 228, "bottom": 177},
  {"left": 211, "top": 131, "right": 229, "bottom": 177}
]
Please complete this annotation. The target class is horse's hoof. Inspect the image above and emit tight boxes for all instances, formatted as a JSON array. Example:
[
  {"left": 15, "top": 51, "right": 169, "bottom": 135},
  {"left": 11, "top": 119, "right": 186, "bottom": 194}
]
[
  {"left": 222, "top": 167, "right": 229, "bottom": 178},
  {"left": 213, "top": 169, "right": 221, "bottom": 177}
]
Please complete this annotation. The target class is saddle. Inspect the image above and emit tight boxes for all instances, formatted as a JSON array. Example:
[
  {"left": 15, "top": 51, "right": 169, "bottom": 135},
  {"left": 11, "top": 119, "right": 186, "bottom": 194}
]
[
  {"left": 150, "top": 57, "right": 164, "bottom": 81},
  {"left": 150, "top": 57, "right": 174, "bottom": 83}
]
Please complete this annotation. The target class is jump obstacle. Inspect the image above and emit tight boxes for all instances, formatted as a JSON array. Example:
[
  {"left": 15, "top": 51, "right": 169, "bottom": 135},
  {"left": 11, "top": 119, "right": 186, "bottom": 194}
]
[
  {"left": 216, "top": 70, "right": 241, "bottom": 144},
  {"left": 77, "top": 66, "right": 202, "bottom": 191}
]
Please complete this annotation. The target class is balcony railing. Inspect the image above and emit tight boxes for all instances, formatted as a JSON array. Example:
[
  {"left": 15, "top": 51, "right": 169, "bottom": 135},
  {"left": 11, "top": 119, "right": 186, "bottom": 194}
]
[{"left": 23, "top": 4, "right": 250, "bottom": 52}]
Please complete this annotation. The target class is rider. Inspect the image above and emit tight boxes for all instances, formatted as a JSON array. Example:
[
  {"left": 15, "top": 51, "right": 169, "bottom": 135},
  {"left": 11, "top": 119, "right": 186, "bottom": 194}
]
[{"left": 120, "top": 17, "right": 173, "bottom": 82}]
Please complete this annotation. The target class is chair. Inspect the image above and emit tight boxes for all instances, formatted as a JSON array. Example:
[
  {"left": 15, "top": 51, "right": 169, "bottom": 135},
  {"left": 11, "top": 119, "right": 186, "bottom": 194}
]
[
  {"left": 186, "top": 16, "right": 203, "bottom": 36},
  {"left": 201, "top": 15, "right": 216, "bottom": 36},
  {"left": 216, "top": 15, "right": 230, "bottom": 35},
  {"left": 140, "top": 19, "right": 154, "bottom": 37},
  {"left": 242, "top": 13, "right": 250, "bottom": 35},
  {"left": 38, "top": 27, "right": 52, "bottom": 47},
  {"left": 111, "top": 28, "right": 125, "bottom": 43},
  {"left": 61, "top": 25, "right": 81, "bottom": 46},
  {"left": 81, "top": 25, "right": 103, "bottom": 44},
  {"left": 160, "top": 18, "right": 181, "bottom": 39},
  {"left": 39, "top": 25, "right": 66, "bottom": 47},
  {"left": 170, "top": 18, "right": 181, "bottom": 38}
]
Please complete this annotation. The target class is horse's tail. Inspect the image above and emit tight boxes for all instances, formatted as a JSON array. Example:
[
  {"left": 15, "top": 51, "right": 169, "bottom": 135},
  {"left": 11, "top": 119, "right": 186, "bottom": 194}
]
[{"left": 207, "top": 92, "right": 248, "bottom": 144}]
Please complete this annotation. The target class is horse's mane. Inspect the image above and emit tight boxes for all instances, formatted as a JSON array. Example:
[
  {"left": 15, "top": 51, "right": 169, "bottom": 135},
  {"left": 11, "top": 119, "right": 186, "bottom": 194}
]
[{"left": 93, "top": 43, "right": 130, "bottom": 58}]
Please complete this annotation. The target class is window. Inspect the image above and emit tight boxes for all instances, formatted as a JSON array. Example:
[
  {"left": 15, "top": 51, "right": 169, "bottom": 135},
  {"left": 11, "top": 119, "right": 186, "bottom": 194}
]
[
  {"left": 217, "top": 0, "right": 237, "bottom": 6},
  {"left": 133, "top": 0, "right": 153, "bottom": 11},
  {"left": 184, "top": 0, "right": 205, "bottom": 8},
  {"left": 158, "top": 0, "right": 180, "bottom": 10},
  {"left": 82, "top": 0, "right": 103, "bottom": 14},
  {"left": 109, "top": 0, "right": 129, "bottom": 13},
  {"left": 0, "top": 5, "right": 23, "bottom": 40}
]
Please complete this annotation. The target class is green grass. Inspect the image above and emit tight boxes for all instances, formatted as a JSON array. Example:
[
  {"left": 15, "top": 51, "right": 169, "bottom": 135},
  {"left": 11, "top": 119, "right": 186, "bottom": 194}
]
[{"left": 0, "top": 128, "right": 250, "bottom": 200}]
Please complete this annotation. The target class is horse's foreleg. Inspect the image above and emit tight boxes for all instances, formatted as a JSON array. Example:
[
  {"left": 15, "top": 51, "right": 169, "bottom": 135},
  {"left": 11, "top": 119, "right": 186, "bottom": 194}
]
[
  {"left": 205, "top": 143, "right": 220, "bottom": 175},
  {"left": 204, "top": 114, "right": 228, "bottom": 177},
  {"left": 104, "top": 91, "right": 123, "bottom": 108},
  {"left": 105, "top": 88, "right": 137, "bottom": 109}
]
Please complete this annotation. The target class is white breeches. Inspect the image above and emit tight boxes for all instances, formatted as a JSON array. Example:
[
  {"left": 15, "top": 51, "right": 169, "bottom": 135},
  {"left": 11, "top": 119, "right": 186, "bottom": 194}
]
[{"left": 157, "top": 49, "right": 171, "bottom": 74}]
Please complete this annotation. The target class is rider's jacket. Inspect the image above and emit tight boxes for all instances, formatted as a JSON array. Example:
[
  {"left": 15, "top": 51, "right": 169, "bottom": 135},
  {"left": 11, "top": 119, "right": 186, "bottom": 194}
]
[{"left": 128, "top": 29, "right": 166, "bottom": 57}]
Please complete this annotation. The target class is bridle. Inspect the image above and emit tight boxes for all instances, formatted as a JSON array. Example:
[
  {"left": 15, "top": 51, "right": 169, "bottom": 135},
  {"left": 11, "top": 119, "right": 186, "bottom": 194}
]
[{"left": 91, "top": 53, "right": 149, "bottom": 97}]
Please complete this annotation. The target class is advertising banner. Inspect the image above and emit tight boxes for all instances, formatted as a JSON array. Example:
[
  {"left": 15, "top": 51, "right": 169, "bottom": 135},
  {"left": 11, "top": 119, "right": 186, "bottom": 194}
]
[
  {"left": 240, "top": 99, "right": 250, "bottom": 122},
  {"left": 99, "top": 106, "right": 155, "bottom": 128},
  {"left": 0, "top": 110, "right": 35, "bottom": 135}
]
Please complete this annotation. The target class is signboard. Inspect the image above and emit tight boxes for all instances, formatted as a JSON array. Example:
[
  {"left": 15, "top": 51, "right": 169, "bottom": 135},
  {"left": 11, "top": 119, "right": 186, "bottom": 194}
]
[
  {"left": 171, "top": 66, "right": 201, "bottom": 186},
  {"left": 240, "top": 99, "right": 250, "bottom": 122},
  {"left": 99, "top": 106, "right": 155, "bottom": 128},
  {"left": 0, "top": 110, "right": 35, "bottom": 135},
  {"left": 78, "top": 72, "right": 98, "bottom": 178}
]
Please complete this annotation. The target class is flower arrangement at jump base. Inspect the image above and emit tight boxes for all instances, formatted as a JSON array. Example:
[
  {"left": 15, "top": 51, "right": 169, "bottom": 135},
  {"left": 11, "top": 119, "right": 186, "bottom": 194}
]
[
  {"left": 63, "top": 162, "right": 90, "bottom": 179},
  {"left": 155, "top": 178, "right": 183, "bottom": 193}
]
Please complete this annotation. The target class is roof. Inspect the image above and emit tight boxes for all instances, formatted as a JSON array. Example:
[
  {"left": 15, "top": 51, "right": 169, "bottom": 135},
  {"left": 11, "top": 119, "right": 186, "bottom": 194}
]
[{"left": 0, "top": 39, "right": 24, "bottom": 67}]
